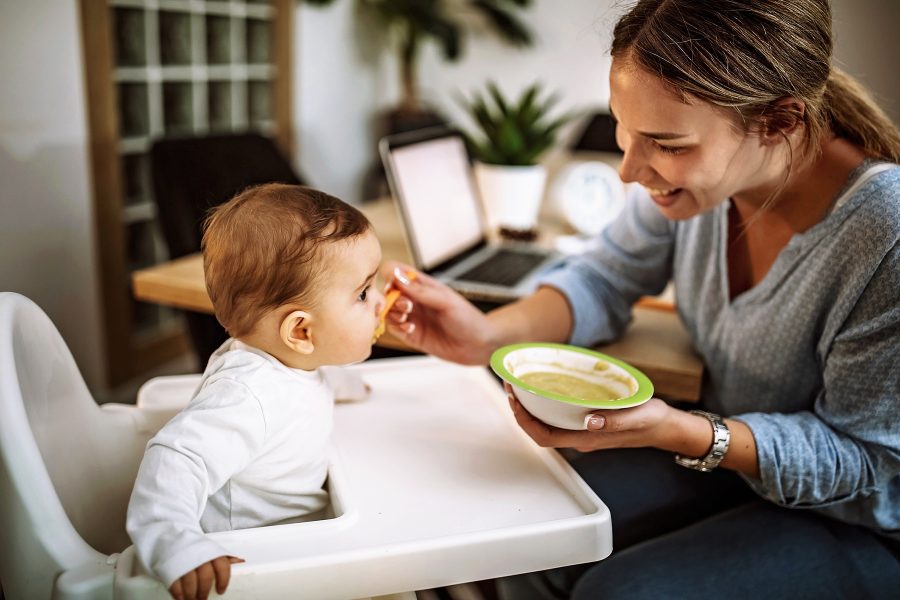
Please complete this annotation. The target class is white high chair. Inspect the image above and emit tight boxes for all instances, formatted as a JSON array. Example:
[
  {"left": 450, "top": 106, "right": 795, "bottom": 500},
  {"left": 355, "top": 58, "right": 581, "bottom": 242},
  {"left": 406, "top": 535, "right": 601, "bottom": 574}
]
[
  {"left": 0, "top": 291, "right": 153, "bottom": 599},
  {"left": 0, "top": 292, "right": 612, "bottom": 600}
]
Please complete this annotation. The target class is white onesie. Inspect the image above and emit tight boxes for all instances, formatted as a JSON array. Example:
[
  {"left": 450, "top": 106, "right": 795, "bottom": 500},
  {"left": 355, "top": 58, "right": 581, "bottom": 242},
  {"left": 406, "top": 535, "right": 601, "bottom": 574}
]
[{"left": 126, "top": 339, "right": 367, "bottom": 587}]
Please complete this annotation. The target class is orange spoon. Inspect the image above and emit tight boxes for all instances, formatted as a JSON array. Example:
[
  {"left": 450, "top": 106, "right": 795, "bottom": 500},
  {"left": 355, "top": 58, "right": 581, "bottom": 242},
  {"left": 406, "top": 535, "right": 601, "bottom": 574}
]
[{"left": 372, "top": 270, "right": 418, "bottom": 342}]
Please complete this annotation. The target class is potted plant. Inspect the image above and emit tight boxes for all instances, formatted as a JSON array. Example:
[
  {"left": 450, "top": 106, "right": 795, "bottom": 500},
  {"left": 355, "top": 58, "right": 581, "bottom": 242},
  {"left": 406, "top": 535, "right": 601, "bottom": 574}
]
[
  {"left": 458, "top": 81, "right": 574, "bottom": 238},
  {"left": 304, "top": 0, "right": 538, "bottom": 200}
]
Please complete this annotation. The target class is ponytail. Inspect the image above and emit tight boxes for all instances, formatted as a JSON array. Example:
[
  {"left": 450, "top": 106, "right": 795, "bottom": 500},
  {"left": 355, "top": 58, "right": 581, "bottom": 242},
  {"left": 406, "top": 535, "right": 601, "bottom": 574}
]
[{"left": 823, "top": 67, "right": 900, "bottom": 162}]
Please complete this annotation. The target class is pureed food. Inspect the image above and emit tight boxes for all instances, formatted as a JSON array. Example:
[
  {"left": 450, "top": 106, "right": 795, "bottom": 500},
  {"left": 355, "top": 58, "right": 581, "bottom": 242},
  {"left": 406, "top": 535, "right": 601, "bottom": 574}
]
[
  {"left": 519, "top": 371, "right": 621, "bottom": 401},
  {"left": 516, "top": 359, "right": 638, "bottom": 402}
]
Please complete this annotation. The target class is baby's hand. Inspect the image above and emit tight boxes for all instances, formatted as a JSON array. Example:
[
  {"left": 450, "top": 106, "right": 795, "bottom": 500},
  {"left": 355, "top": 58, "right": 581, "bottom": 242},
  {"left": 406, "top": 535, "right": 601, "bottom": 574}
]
[{"left": 169, "top": 555, "right": 244, "bottom": 600}]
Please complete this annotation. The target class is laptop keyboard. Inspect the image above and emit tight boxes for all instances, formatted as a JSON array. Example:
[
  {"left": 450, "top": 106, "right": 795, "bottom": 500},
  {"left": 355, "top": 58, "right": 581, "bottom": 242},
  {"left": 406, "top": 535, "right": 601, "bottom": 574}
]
[{"left": 456, "top": 249, "right": 547, "bottom": 286}]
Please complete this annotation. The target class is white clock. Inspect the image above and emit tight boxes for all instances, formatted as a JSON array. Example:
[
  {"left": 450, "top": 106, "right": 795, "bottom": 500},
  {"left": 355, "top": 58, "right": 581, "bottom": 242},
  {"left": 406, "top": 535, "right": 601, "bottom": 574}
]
[{"left": 552, "top": 161, "right": 626, "bottom": 236}]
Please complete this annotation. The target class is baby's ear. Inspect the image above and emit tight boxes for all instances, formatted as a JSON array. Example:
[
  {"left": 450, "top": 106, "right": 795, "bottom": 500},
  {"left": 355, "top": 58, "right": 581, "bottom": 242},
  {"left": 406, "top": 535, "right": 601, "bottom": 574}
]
[{"left": 280, "top": 310, "right": 315, "bottom": 355}]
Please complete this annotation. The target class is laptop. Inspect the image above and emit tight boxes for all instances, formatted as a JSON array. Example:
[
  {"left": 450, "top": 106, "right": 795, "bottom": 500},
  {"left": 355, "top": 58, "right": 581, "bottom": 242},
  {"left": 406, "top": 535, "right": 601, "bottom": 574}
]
[{"left": 379, "top": 126, "right": 559, "bottom": 303}]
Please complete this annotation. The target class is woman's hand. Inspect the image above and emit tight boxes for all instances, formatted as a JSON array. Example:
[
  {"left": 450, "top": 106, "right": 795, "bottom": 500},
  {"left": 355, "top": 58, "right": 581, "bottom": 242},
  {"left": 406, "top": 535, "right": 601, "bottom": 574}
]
[
  {"left": 380, "top": 261, "right": 498, "bottom": 365},
  {"left": 506, "top": 383, "right": 760, "bottom": 476},
  {"left": 504, "top": 382, "right": 684, "bottom": 453},
  {"left": 169, "top": 556, "right": 244, "bottom": 600}
]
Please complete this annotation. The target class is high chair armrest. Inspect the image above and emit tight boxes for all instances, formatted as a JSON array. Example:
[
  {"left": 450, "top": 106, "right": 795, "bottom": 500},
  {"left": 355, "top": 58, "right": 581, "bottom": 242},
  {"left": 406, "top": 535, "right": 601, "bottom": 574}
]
[{"left": 136, "top": 375, "right": 201, "bottom": 410}]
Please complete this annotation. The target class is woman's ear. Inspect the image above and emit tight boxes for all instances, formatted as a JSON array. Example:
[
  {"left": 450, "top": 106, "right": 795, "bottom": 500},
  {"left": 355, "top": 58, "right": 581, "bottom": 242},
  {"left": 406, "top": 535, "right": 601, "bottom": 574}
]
[
  {"left": 761, "top": 97, "right": 806, "bottom": 144},
  {"left": 280, "top": 310, "right": 315, "bottom": 355}
]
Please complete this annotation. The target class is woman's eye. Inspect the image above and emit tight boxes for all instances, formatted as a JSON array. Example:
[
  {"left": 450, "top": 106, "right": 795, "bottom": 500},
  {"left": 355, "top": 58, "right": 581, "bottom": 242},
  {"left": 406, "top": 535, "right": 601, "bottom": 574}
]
[
  {"left": 358, "top": 287, "right": 369, "bottom": 302},
  {"left": 654, "top": 143, "right": 686, "bottom": 155}
]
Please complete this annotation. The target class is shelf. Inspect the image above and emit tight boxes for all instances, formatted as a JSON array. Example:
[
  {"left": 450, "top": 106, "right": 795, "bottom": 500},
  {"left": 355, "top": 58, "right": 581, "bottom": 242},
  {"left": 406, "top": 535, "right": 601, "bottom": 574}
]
[
  {"left": 115, "top": 65, "right": 276, "bottom": 82},
  {"left": 84, "top": 0, "right": 291, "bottom": 385},
  {"left": 122, "top": 202, "right": 157, "bottom": 224}
]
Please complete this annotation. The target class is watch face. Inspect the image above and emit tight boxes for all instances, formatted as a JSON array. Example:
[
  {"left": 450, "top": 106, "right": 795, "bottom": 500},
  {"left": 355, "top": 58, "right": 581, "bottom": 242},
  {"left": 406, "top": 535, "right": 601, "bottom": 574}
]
[{"left": 554, "top": 162, "right": 626, "bottom": 236}]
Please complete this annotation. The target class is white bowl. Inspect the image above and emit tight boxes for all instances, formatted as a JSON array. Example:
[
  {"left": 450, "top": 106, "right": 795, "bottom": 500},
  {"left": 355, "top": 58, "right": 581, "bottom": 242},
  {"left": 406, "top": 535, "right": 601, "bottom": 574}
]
[{"left": 490, "top": 343, "right": 654, "bottom": 430}]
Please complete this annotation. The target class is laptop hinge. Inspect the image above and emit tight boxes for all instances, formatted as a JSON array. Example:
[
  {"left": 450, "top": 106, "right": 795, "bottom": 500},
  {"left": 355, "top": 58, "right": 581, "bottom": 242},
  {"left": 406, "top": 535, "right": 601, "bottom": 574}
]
[{"left": 426, "top": 239, "right": 489, "bottom": 275}]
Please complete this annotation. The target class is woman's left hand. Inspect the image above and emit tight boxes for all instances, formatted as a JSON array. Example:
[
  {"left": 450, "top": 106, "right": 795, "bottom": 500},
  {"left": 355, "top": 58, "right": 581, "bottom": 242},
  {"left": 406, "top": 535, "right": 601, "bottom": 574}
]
[{"left": 504, "top": 382, "right": 677, "bottom": 452}]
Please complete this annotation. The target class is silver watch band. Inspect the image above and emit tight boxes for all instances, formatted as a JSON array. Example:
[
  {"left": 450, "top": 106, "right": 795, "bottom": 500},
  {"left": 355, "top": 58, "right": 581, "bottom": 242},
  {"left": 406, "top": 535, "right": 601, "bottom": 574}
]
[{"left": 674, "top": 410, "right": 730, "bottom": 472}]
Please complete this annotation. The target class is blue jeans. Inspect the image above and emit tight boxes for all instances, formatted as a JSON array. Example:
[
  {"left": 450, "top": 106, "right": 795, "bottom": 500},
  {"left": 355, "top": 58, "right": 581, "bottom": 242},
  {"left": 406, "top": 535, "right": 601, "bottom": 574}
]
[{"left": 498, "top": 448, "right": 900, "bottom": 599}]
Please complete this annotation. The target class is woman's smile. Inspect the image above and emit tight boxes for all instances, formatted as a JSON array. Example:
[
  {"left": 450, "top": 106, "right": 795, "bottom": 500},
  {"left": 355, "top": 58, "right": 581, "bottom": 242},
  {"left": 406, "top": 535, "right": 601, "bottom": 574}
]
[{"left": 643, "top": 185, "right": 685, "bottom": 207}]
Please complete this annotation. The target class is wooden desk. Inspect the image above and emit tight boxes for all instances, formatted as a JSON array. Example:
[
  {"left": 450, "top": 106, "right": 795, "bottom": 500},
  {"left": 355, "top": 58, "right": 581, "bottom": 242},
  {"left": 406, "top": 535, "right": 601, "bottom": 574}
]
[{"left": 133, "top": 198, "right": 703, "bottom": 401}]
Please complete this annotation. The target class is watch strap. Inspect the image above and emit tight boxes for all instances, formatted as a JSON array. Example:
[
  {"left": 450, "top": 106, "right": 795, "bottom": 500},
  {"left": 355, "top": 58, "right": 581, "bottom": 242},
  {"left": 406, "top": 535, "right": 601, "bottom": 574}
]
[{"left": 674, "top": 410, "right": 730, "bottom": 472}]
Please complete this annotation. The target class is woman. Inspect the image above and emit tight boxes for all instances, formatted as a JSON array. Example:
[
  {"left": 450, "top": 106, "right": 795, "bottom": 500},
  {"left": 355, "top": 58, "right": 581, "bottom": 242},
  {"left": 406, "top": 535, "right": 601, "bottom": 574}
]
[{"left": 383, "top": 0, "right": 899, "bottom": 597}]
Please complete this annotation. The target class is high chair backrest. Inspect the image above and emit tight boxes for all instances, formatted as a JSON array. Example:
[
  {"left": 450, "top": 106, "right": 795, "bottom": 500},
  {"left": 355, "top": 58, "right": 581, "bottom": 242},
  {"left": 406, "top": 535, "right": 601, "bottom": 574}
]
[{"left": 0, "top": 293, "right": 154, "bottom": 599}]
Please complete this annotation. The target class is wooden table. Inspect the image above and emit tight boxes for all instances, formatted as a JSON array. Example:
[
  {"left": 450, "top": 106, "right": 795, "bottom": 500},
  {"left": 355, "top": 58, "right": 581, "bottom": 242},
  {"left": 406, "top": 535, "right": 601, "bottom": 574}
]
[{"left": 133, "top": 198, "right": 703, "bottom": 401}]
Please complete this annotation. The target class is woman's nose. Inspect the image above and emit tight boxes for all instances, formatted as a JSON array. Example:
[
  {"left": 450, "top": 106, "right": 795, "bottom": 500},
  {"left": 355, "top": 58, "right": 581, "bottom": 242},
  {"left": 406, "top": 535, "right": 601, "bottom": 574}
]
[{"left": 618, "top": 143, "right": 653, "bottom": 184}]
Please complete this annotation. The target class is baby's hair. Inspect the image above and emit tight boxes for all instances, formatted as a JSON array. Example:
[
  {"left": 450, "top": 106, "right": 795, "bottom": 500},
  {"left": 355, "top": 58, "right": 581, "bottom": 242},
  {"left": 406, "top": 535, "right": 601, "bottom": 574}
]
[{"left": 201, "top": 183, "right": 371, "bottom": 337}]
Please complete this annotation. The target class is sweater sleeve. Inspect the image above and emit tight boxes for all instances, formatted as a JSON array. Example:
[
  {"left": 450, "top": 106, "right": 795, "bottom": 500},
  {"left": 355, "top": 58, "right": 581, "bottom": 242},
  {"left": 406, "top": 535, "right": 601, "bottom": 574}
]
[
  {"left": 126, "top": 379, "right": 267, "bottom": 587},
  {"left": 537, "top": 185, "right": 675, "bottom": 347},
  {"left": 734, "top": 243, "right": 900, "bottom": 534}
]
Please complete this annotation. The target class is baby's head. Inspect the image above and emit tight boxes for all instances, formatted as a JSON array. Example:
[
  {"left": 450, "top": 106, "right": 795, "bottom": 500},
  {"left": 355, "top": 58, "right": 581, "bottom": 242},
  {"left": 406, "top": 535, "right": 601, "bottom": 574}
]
[{"left": 202, "top": 183, "right": 384, "bottom": 369}]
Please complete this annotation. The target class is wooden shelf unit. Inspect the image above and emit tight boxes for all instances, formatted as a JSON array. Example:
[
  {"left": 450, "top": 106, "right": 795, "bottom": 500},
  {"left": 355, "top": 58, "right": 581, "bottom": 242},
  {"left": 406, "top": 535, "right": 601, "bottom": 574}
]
[{"left": 79, "top": 0, "right": 294, "bottom": 385}]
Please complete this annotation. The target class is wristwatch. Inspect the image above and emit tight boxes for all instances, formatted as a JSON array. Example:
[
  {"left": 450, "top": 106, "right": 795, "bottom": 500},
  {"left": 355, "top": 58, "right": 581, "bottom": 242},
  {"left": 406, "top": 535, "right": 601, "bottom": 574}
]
[{"left": 674, "top": 410, "right": 730, "bottom": 472}]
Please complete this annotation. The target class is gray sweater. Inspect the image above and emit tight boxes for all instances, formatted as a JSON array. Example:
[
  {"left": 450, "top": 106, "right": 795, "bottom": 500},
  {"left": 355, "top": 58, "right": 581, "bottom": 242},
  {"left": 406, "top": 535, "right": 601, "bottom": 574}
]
[{"left": 539, "top": 162, "right": 899, "bottom": 539}]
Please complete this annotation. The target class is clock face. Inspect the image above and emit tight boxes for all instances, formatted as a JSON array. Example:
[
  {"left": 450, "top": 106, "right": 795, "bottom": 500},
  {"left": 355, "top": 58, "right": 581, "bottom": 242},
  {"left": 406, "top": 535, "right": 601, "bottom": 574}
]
[{"left": 553, "top": 161, "right": 626, "bottom": 236}]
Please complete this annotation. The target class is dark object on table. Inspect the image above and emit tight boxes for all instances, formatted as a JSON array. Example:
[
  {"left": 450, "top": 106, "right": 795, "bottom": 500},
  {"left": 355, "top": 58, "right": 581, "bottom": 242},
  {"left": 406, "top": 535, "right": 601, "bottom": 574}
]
[
  {"left": 572, "top": 112, "right": 622, "bottom": 154},
  {"left": 150, "top": 133, "right": 302, "bottom": 366}
]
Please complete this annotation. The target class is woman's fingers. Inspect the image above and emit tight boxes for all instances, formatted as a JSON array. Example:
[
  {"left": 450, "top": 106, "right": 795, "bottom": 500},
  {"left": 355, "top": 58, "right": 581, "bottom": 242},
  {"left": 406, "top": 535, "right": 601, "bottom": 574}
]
[
  {"left": 386, "top": 264, "right": 455, "bottom": 308},
  {"left": 387, "top": 297, "right": 413, "bottom": 323},
  {"left": 508, "top": 396, "right": 615, "bottom": 451},
  {"left": 586, "top": 400, "right": 668, "bottom": 434},
  {"left": 508, "top": 396, "right": 563, "bottom": 446}
]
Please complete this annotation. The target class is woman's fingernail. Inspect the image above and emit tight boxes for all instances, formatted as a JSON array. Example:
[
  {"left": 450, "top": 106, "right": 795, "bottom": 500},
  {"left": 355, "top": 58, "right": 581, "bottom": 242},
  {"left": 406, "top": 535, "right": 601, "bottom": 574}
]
[
  {"left": 585, "top": 414, "right": 605, "bottom": 430},
  {"left": 403, "top": 322, "right": 416, "bottom": 335},
  {"left": 394, "top": 267, "right": 411, "bottom": 286}
]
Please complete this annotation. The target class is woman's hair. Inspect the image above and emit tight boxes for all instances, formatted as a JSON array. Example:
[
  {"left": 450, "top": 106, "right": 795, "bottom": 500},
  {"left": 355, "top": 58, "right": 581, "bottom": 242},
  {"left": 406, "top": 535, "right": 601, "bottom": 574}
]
[
  {"left": 611, "top": 0, "right": 900, "bottom": 163},
  {"left": 202, "top": 183, "right": 371, "bottom": 337}
]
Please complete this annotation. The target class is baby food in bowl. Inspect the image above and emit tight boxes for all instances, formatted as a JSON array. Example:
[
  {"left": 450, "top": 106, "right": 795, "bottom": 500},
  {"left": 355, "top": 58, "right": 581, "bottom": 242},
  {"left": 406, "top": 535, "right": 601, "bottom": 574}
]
[{"left": 490, "top": 343, "right": 654, "bottom": 430}]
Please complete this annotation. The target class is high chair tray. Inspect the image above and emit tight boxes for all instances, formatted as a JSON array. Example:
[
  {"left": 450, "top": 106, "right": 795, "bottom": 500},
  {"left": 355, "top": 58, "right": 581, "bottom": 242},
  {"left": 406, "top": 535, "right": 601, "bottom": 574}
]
[{"left": 117, "top": 356, "right": 612, "bottom": 599}]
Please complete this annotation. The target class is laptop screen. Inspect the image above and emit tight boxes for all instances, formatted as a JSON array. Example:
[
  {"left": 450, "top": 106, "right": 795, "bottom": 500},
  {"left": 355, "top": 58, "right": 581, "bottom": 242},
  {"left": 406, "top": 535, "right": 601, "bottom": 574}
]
[{"left": 386, "top": 135, "right": 484, "bottom": 270}]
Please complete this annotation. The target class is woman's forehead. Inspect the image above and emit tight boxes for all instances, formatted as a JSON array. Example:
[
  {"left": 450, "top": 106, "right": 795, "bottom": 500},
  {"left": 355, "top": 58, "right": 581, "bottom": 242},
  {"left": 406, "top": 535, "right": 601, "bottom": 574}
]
[{"left": 609, "top": 60, "right": 725, "bottom": 133}]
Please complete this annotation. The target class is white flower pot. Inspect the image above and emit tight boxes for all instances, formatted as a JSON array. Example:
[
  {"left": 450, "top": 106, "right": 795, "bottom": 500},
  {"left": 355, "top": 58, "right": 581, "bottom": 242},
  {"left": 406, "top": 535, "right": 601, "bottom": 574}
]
[{"left": 474, "top": 162, "right": 548, "bottom": 234}]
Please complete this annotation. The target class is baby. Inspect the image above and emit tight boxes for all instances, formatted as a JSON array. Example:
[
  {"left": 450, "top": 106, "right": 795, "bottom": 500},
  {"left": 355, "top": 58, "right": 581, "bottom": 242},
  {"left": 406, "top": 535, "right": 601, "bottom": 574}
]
[{"left": 127, "top": 183, "right": 384, "bottom": 600}]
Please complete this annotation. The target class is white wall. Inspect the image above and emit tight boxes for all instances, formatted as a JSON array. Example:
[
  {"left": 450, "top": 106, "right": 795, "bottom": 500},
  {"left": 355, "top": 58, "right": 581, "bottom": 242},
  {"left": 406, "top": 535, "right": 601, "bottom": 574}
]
[
  {"left": 832, "top": 0, "right": 899, "bottom": 123},
  {"left": 294, "top": 0, "right": 898, "bottom": 205},
  {"left": 295, "top": 0, "right": 381, "bottom": 202},
  {"left": 0, "top": 1, "right": 105, "bottom": 390},
  {"left": 295, "top": 0, "right": 621, "bottom": 203}
]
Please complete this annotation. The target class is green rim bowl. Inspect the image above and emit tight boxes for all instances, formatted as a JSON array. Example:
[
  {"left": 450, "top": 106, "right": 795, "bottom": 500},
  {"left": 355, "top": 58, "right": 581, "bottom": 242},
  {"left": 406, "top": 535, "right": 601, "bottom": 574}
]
[{"left": 490, "top": 342, "right": 654, "bottom": 430}]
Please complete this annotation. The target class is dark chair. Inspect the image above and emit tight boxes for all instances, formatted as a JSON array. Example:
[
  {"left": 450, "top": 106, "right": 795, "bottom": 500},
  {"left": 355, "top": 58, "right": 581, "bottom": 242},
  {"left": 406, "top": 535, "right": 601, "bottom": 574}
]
[{"left": 149, "top": 132, "right": 303, "bottom": 367}]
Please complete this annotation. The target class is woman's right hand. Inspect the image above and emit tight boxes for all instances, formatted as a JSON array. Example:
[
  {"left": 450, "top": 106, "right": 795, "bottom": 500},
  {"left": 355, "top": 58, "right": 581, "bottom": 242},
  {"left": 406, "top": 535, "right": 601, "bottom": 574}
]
[{"left": 380, "top": 262, "right": 498, "bottom": 365}]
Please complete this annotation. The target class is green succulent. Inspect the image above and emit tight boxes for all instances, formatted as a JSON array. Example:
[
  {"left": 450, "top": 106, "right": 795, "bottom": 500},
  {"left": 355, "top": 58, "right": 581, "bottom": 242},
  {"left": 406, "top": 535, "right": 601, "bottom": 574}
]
[{"left": 459, "top": 81, "right": 575, "bottom": 166}]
